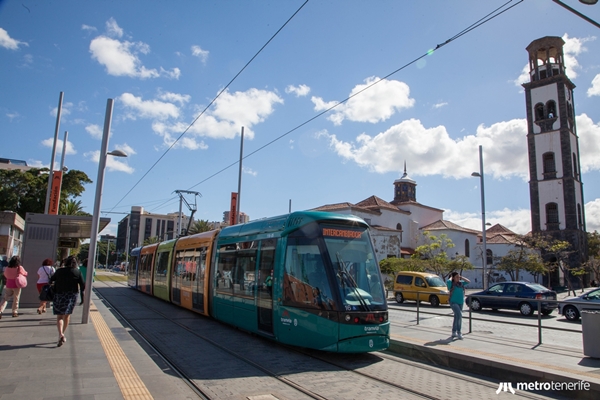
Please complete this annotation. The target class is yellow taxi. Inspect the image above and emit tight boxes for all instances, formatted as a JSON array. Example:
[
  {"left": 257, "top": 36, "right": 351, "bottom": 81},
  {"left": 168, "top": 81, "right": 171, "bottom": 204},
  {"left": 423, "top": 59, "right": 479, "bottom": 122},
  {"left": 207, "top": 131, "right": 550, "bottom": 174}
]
[{"left": 393, "top": 271, "right": 450, "bottom": 307}]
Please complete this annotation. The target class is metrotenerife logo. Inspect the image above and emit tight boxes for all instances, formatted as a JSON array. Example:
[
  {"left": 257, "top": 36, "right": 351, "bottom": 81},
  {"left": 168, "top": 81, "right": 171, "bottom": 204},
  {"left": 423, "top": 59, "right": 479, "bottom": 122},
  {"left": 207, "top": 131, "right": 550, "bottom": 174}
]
[
  {"left": 496, "top": 382, "right": 515, "bottom": 395},
  {"left": 495, "top": 380, "right": 590, "bottom": 395}
]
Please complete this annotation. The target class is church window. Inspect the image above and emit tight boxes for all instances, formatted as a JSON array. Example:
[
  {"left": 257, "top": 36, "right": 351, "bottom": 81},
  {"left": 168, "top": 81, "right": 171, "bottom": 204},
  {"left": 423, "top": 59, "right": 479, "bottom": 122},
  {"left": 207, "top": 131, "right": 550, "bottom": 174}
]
[
  {"left": 572, "top": 153, "right": 579, "bottom": 180},
  {"left": 534, "top": 103, "right": 545, "bottom": 121},
  {"left": 577, "top": 204, "right": 583, "bottom": 229},
  {"left": 396, "top": 223, "right": 402, "bottom": 231},
  {"left": 546, "top": 100, "right": 556, "bottom": 119},
  {"left": 546, "top": 203, "right": 559, "bottom": 230},
  {"left": 464, "top": 239, "right": 470, "bottom": 258},
  {"left": 543, "top": 152, "right": 556, "bottom": 179}
]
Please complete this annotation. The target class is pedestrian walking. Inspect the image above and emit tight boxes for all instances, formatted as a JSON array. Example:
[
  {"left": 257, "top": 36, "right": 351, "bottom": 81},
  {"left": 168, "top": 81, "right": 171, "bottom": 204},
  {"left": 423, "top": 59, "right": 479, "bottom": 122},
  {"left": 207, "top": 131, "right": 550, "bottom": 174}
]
[
  {"left": 447, "top": 271, "right": 470, "bottom": 340},
  {"left": 0, "top": 256, "right": 28, "bottom": 318},
  {"left": 0, "top": 256, "right": 8, "bottom": 296},
  {"left": 50, "top": 256, "right": 85, "bottom": 347},
  {"left": 37, "top": 258, "right": 55, "bottom": 314}
]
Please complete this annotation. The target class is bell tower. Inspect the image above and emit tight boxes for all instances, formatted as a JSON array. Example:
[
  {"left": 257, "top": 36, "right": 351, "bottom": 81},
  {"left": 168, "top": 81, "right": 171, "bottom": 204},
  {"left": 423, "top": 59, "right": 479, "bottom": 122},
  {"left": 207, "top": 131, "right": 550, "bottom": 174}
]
[
  {"left": 522, "top": 36, "right": 587, "bottom": 269},
  {"left": 391, "top": 162, "right": 417, "bottom": 204}
]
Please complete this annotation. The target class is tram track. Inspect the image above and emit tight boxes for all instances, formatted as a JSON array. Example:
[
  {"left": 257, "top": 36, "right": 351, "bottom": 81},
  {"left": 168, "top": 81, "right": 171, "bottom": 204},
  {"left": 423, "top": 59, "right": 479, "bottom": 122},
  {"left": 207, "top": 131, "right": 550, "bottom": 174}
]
[{"left": 93, "top": 279, "right": 551, "bottom": 399}]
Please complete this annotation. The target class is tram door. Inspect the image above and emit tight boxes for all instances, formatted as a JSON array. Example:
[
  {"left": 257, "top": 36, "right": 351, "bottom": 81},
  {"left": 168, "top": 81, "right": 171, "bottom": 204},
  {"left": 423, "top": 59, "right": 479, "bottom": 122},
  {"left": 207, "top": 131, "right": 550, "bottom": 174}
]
[{"left": 257, "top": 239, "right": 276, "bottom": 334}]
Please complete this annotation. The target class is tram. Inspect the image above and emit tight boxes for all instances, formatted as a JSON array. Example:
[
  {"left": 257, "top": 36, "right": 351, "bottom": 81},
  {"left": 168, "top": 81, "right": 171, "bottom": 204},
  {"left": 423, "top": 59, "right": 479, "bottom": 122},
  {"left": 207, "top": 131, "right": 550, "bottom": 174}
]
[{"left": 127, "top": 211, "right": 389, "bottom": 353}]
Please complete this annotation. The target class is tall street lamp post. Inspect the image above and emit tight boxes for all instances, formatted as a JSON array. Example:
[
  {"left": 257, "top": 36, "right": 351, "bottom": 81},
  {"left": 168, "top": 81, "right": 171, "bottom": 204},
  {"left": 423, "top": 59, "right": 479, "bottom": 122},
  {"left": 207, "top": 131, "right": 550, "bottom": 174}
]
[
  {"left": 471, "top": 145, "right": 488, "bottom": 290},
  {"left": 82, "top": 99, "right": 127, "bottom": 324}
]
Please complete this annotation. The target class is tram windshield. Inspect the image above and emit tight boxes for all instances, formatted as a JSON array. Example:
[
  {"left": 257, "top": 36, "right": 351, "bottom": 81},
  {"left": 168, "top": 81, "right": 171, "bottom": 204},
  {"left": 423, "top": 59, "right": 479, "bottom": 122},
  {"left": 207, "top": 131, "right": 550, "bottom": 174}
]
[{"left": 282, "top": 222, "right": 386, "bottom": 312}]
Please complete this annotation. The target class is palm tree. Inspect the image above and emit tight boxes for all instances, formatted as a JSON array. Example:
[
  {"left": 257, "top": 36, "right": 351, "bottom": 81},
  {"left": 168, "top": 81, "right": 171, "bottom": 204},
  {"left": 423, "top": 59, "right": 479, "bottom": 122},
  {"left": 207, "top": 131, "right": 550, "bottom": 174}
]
[
  {"left": 143, "top": 236, "right": 160, "bottom": 245},
  {"left": 187, "top": 219, "right": 212, "bottom": 235},
  {"left": 60, "top": 199, "right": 90, "bottom": 216}
]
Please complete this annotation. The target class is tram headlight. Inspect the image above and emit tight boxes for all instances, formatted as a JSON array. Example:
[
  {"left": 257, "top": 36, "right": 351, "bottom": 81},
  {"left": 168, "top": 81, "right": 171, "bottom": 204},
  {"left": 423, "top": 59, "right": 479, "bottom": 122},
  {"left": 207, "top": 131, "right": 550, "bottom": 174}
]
[{"left": 345, "top": 314, "right": 351, "bottom": 322}]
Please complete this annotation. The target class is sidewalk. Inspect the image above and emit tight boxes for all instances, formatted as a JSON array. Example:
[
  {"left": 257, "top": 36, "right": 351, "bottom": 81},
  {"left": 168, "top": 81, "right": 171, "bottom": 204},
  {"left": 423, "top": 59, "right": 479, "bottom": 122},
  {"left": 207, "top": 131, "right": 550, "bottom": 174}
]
[
  {"left": 388, "top": 289, "right": 600, "bottom": 400},
  {"left": 0, "top": 292, "right": 198, "bottom": 400}
]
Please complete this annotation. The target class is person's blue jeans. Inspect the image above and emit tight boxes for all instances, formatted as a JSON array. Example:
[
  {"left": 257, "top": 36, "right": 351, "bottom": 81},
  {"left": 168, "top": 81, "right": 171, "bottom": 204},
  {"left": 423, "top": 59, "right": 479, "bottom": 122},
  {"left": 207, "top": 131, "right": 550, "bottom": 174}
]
[{"left": 450, "top": 302, "right": 463, "bottom": 334}]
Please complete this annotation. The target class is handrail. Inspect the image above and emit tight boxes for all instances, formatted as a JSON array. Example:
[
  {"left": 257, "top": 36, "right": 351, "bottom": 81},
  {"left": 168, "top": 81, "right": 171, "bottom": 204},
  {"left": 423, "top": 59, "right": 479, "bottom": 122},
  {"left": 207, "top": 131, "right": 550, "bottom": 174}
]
[{"left": 388, "top": 289, "right": 595, "bottom": 345}]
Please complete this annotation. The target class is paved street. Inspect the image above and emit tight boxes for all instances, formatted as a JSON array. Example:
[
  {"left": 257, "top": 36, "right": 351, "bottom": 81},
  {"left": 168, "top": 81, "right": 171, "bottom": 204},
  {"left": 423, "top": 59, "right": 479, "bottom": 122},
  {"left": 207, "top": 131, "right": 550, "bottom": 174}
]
[{"left": 387, "top": 292, "right": 585, "bottom": 349}]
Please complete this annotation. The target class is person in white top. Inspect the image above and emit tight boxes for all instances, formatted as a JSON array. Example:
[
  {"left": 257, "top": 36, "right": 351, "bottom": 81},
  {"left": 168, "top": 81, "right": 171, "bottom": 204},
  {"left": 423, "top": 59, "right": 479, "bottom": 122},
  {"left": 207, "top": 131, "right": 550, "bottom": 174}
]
[{"left": 37, "top": 258, "right": 55, "bottom": 314}]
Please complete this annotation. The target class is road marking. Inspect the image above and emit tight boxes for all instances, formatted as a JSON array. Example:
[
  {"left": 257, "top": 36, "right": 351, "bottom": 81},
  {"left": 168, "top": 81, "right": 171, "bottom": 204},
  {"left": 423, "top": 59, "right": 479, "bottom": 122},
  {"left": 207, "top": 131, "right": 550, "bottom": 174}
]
[{"left": 90, "top": 304, "right": 154, "bottom": 399}]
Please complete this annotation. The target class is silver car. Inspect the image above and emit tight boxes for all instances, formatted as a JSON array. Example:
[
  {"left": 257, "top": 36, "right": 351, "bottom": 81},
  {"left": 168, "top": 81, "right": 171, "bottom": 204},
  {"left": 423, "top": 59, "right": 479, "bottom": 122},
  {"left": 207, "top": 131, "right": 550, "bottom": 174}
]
[{"left": 559, "top": 288, "right": 600, "bottom": 321}]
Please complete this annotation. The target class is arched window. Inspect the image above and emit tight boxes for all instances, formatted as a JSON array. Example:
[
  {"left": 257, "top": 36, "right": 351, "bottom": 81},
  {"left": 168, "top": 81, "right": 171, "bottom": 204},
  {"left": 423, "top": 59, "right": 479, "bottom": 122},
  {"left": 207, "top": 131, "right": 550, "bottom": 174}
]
[
  {"left": 486, "top": 249, "right": 493, "bottom": 266},
  {"left": 464, "top": 239, "right": 470, "bottom": 258},
  {"left": 546, "top": 100, "right": 556, "bottom": 118},
  {"left": 543, "top": 152, "right": 556, "bottom": 179},
  {"left": 546, "top": 203, "right": 559, "bottom": 230},
  {"left": 396, "top": 223, "right": 402, "bottom": 231},
  {"left": 577, "top": 204, "right": 583, "bottom": 229},
  {"left": 534, "top": 103, "right": 545, "bottom": 121},
  {"left": 573, "top": 153, "right": 579, "bottom": 180}
]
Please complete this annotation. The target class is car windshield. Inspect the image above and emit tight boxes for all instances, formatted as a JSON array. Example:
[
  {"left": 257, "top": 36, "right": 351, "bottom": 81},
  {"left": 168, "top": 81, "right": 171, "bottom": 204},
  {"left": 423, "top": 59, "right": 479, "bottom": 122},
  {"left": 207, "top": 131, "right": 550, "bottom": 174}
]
[
  {"left": 426, "top": 276, "right": 445, "bottom": 288},
  {"left": 527, "top": 284, "right": 549, "bottom": 292}
]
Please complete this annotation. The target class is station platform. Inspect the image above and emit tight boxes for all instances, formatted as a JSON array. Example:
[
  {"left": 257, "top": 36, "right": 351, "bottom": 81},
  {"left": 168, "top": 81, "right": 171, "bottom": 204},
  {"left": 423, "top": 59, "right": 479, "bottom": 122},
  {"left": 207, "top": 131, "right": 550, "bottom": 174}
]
[{"left": 0, "top": 288, "right": 599, "bottom": 399}]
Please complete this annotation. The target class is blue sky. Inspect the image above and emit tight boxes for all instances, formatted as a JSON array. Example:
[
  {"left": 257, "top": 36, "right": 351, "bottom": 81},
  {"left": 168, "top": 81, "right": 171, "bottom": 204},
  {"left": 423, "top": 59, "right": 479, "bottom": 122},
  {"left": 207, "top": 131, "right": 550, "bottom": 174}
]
[{"left": 1, "top": 0, "right": 599, "bottom": 237}]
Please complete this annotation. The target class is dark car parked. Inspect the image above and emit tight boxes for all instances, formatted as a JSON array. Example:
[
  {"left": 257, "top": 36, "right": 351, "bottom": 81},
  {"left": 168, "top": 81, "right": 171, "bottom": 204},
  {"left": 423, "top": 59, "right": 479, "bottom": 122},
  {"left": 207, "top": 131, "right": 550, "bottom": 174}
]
[{"left": 467, "top": 282, "right": 558, "bottom": 316}]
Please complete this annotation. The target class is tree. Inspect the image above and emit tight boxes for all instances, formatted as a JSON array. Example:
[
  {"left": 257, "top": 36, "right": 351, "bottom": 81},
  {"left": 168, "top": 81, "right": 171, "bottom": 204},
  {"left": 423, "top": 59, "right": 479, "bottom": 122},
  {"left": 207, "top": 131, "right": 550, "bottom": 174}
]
[
  {"left": 0, "top": 168, "right": 92, "bottom": 218},
  {"left": 412, "top": 232, "right": 456, "bottom": 280},
  {"left": 60, "top": 199, "right": 90, "bottom": 216},
  {"left": 583, "top": 231, "right": 600, "bottom": 286},
  {"left": 523, "top": 234, "right": 576, "bottom": 294},
  {"left": 379, "top": 257, "right": 426, "bottom": 291},
  {"left": 187, "top": 219, "right": 212, "bottom": 235},
  {"left": 143, "top": 236, "right": 160, "bottom": 245},
  {"left": 495, "top": 236, "right": 546, "bottom": 282}
]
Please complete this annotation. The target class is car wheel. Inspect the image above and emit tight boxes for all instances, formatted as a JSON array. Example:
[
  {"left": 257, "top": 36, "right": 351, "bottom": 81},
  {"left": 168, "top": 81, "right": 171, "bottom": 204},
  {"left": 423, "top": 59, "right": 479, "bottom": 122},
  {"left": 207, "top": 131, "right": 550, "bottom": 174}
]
[
  {"left": 469, "top": 298, "right": 482, "bottom": 311},
  {"left": 541, "top": 309, "right": 553, "bottom": 316},
  {"left": 395, "top": 292, "right": 404, "bottom": 304},
  {"left": 519, "top": 302, "right": 533, "bottom": 316},
  {"left": 563, "top": 305, "right": 580, "bottom": 321},
  {"left": 429, "top": 295, "right": 440, "bottom": 307}
]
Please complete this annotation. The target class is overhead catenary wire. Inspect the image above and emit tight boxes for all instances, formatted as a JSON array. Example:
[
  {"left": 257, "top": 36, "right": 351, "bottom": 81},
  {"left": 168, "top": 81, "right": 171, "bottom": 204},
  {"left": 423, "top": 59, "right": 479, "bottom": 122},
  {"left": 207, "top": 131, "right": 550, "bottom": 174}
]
[
  {"left": 107, "top": 0, "right": 310, "bottom": 213},
  {"left": 185, "top": 0, "right": 524, "bottom": 191},
  {"left": 109, "top": 0, "right": 524, "bottom": 214}
]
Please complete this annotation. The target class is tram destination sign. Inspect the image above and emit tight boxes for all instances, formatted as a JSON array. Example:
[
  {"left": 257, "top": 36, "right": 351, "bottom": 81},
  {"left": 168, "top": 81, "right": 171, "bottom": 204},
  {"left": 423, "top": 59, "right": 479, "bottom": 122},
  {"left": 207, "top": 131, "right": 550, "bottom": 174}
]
[{"left": 322, "top": 228, "right": 362, "bottom": 239}]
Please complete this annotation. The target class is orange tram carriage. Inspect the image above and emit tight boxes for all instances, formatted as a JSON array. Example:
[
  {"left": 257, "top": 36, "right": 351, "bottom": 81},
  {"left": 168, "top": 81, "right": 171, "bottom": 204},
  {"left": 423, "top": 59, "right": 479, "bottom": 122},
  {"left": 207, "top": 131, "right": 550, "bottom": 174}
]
[{"left": 127, "top": 211, "right": 390, "bottom": 352}]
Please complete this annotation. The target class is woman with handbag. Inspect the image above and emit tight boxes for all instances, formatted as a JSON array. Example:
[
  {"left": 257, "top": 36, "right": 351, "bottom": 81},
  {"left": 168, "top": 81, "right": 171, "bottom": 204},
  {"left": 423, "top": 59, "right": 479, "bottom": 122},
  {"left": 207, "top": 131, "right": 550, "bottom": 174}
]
[
  {"left": 0, "top": 256, "right": 28, "bottom": 318},
  {"left": 36, "top": 258, "right": 55, "bottom": 314},
  {"left": 50, "top": 256, "right": 85, "bottom": 347}
]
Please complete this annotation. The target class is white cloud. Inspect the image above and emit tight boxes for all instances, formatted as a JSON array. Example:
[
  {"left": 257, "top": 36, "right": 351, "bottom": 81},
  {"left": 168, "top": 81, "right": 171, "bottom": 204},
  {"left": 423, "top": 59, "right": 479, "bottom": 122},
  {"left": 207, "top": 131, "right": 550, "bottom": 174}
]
[
  {"left": 84, "top": 150, "right": 134, "bottom": 173},
  {"left": 89, "top": 19, "right": 179, "bottom": 80},
  {"left": 157, "top": 91, "right": 190, "bottom": 106},
  {"left": 191, "top": 45, "right": 209, "bottom": 63},
  {"left": 243, "top": 166, "right": 257, "bottom": 176},
  {"left": 286, "top": 84, "right": 310, "bottom": 97},
  {"left": 586, "top": 198, "right": 600, "bottom": 233},
  {"left": 320, "top": 112, "right": 600, "bottom": 180},
  {"left": 118, "top": 93, "right": 180, "bottom": 120},
  {"left": 587, "top": 73, "right": 600, "bottom": 97},
  {"left": 81, "top": 24, "right": 97, "bottom": 33},
  {"left": 41, "top": 138, "right": 76, "bottom": 155},
  {"left": 312, "top": 76, "right": 414, "bottom": 125},
  {"left": 0, "top": 27, "right": 28, "bottom": 50},
  {"left": 27, "top": 159, "right": 48, "bottom": 168},
  {"left": 106, "top": 17, "right": 123, "bottom": 38},
  {"left": 320, "top": 118, "right": 529, "bottom": 179},
  {"left": 85, "top": 124, "right": 103, "bottom": 139},
  {"left": 577, "top": 113, "right": 600, "bottom": 173},
  {"left": 433, "top": 102, "right": 448, "bottom": 109},
  {"left": 51, "top": 102, "right": 73, "bottom": 118},
  {"left": 6, "top": 111, "right": 20, "bottom": 121},
  {"left": 150, "top": 88, "right": 283, "bottom": 149}
]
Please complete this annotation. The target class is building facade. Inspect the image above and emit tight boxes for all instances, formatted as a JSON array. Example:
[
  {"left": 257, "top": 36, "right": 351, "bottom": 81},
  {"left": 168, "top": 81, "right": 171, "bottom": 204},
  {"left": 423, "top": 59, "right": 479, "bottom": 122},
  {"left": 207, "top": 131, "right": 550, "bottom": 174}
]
[{"left": 0, "top": 211, "right": 25, "bottom": 260}]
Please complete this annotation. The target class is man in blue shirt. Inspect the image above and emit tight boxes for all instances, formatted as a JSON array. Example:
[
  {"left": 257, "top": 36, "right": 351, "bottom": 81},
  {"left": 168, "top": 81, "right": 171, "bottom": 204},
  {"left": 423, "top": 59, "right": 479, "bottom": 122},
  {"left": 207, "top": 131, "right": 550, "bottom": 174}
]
[{"left": 447, "top": 272, "right": 470, "bottom": 339}]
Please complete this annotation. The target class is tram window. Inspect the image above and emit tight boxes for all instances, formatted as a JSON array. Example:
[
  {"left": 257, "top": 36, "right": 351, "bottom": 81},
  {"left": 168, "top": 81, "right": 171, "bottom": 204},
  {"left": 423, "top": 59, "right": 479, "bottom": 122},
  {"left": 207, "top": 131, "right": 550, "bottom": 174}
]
[
  {"left": 216, "top": 241, "right": 257, "bottom": 296},
  {"left": 155, "top": 252, "right": 169, "bottom": 288},
  {"left": 283, "top": 238, "right": 334, "bottom": 310}
]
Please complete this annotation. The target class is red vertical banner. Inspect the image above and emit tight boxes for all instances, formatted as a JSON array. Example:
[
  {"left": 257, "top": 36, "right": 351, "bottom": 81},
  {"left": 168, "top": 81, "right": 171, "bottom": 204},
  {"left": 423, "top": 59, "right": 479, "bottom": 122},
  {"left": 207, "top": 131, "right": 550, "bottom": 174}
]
[
  {"left": 48, "top": 170, "right": 63, "bottom": 215},
  {"left": 229, "top": 192, "right": 238, "bottom": 225}
]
